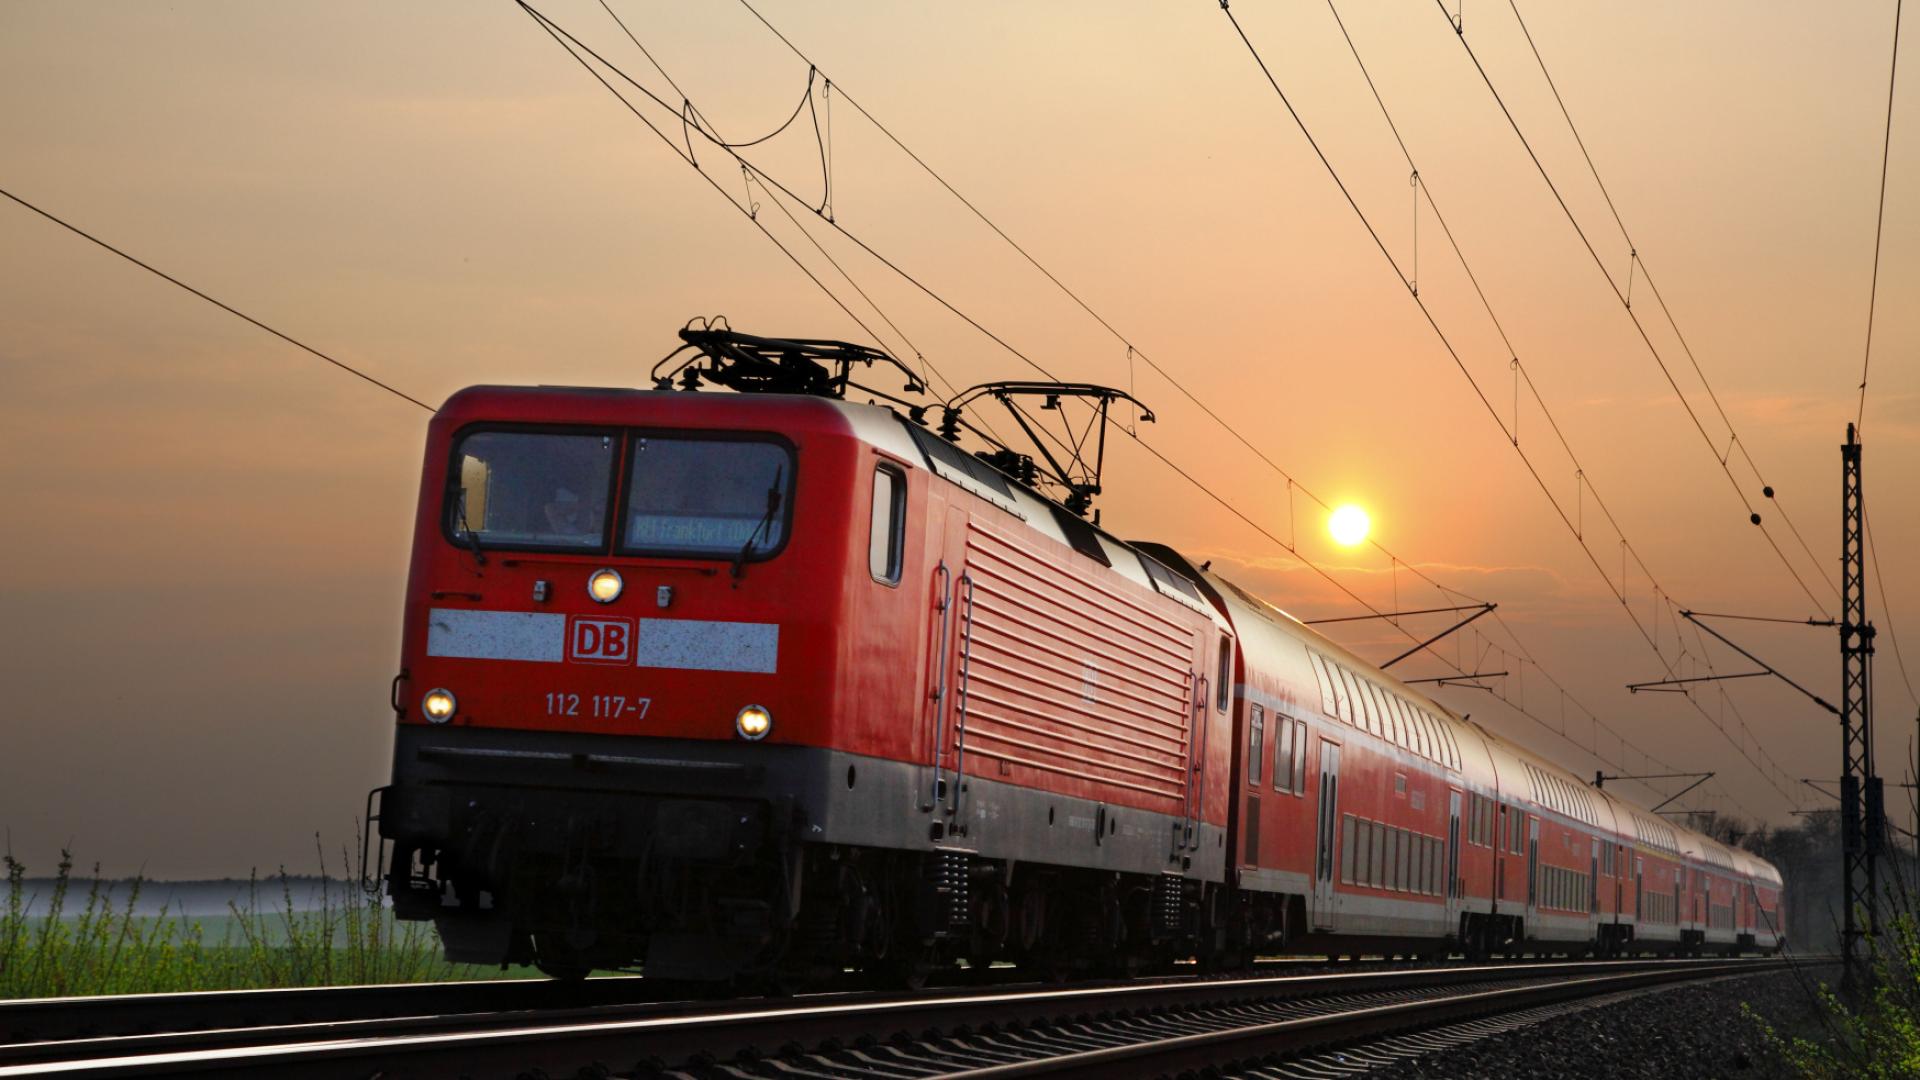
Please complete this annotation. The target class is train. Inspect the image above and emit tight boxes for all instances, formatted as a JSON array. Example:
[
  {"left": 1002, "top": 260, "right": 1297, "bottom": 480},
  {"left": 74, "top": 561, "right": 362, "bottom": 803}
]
[{"left": 370, "top": 325, "right": 1784, "bottom": 983}]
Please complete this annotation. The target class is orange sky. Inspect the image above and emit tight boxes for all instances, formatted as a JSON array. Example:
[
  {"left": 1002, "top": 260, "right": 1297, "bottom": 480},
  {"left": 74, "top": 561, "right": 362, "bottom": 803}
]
[{"left": 2, "top": 1, "right": 1915, "bottom": 877}]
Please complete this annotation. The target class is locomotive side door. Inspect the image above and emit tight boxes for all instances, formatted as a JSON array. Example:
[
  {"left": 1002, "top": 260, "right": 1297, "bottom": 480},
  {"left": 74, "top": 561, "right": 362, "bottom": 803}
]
[
  {"left": 1311, "top": 738, "right": 1341, "bottom": 930},
  {"left": 917, "top": 489, "right": 976, "bottom": 844},
  {"left": 918, "top": 564, "right": 952, "bottom": 814},
  {"left": 917, "top": 490, "right": 954, "bottom": 818}
]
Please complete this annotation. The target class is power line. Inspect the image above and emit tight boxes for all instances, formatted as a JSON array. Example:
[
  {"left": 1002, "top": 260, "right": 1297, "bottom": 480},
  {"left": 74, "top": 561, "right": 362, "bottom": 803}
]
[
  {"left": 0, "top": 186, "right": 435, "bottom": 414},
  {"left": 516, "top": 2, "right": 964, "bottom": 411},
  {"left": 533, "top": 1, "right": 1711, "bottom": 808},
  {"left": 1216, "top": 1, "right": 1798, "bottom": 809},
  {"left": 724, "top": 0, "right": 1720, "bottom": 806},
  {"left": 1857, "top": 0, "right": 1905, "bottom": 432},
  {"left": 591, "top": 0, "right": 941, "bottom": 399},
  {"left": 1440, "top": 0, "right": 1837, "bottom": 615},
  {"left": 1320, "top": 0, "right": 1797, "bottom": 814},
  {"left": 521, "top": 2, "right": 1071, "bottom": 391},
  {"left": 1501, "top": 0, "right": 1838, "bottom": 608},
  {"left": 1868, "top": 512, "right": 1919, "bottom": 711}
]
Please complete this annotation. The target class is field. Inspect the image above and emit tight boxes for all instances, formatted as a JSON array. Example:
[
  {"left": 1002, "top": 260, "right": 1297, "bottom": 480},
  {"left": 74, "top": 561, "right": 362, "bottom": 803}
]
[{"left": 2, "top": 846, "right": 536, "bottom": 998}]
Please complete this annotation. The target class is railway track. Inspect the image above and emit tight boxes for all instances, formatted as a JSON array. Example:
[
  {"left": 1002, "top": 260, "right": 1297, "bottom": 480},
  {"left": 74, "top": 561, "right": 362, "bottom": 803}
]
[
  {"left": 0, "top": 956, "right": 1811, "bottom": 1078},
  {"left": 0, "top": 953, "right": 1510, "bottom": 1044}
]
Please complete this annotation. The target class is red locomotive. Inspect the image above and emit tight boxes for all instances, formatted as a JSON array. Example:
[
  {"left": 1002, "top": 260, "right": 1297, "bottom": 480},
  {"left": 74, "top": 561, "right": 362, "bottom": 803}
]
[{"left": 372, "top": 324, "right": 1783, "bottom": 981}]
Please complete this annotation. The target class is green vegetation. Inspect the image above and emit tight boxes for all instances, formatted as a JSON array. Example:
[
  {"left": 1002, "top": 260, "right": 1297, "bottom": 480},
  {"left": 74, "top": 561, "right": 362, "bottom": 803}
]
[
  {"left": 1725, "top": 802, "right": 1920, "bottom": 1078},
  {"left": 1, "top": 842, "right": 520, "bottom": 998},
  {"left": 1751, "top": 908, "right": 1920, "bottom": 1080}
]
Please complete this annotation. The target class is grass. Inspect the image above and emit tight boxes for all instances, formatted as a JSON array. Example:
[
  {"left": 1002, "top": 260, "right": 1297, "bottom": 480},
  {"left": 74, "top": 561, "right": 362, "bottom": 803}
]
[{"left": 1, "top": 840, "right": 525, "bottom": 998}]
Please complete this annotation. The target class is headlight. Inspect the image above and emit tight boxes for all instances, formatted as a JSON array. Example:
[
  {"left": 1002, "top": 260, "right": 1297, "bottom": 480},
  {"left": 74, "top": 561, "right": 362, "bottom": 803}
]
[
  {"left": 421, "top": 689, "right": 457, "bottom": 723},
  {"left": 587, "top": 568, "right": 624, "bottom": 604},
  {"left": 735, "top": 704, "right": 772, "bottom": 741}
]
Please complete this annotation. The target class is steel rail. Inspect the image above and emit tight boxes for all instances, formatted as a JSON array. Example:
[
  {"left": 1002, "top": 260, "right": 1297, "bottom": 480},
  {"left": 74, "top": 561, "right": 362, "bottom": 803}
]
[
  {"left": 0, "top": 957, "right": 1802, "bottom": 1079},
  {"left": 0, "top": 950, "right": 1608, "bottom": 1046},
  {"left": 0, "top": 974, "right": 665, "bottom": 1045},
  {"left": 940, "top": 958, "right": 1807, "bottom": 1078}
]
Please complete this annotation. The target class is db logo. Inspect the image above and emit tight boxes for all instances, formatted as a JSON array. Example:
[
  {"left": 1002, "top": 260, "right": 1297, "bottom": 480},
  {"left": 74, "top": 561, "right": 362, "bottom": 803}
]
[{"left": 569, "top": 617, "right": 634, "bottom": 665}]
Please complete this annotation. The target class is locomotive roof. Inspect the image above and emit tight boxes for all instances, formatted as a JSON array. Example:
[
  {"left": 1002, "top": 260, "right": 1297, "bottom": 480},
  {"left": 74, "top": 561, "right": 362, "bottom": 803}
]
[{"left": 436, "top": 384, "right": 1229, "bottom": 630}]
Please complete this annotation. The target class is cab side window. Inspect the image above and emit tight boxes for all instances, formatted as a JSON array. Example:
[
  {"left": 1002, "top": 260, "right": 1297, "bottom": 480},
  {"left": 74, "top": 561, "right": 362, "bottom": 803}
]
[
  {"left": 1216, "top": 635, "right": 1233, "bottom": 712},
  {"left": 868, "top": 464, "right": 906, "bottom": 584}
]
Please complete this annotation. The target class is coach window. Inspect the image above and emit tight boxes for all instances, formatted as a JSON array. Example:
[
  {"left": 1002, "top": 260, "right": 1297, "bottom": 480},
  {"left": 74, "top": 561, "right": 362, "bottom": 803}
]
[
  {"left": 1374, "top": 685, "right": 1400, "bottom": 746},
  {"left": 1292, "top": 720, "right": 1308, "bottom": 792},
  {"left": 1341, "top": 815, "right": 1357, "bottom": 884},
  {"left": 1247, "top": 704, "right": 1266, "bottom": 785},
  {"left": 868, "top": 464, "right": 906, "bottom": 584},
  {"left": 1274, "top": 714, "right": 1294, "bottom": 793},
  {"left": 1331, "top": 664, "right": 1354, "bottom": 725},
  {"left": 1310, "top": 652, "right": 1338, "bottom": 717}
]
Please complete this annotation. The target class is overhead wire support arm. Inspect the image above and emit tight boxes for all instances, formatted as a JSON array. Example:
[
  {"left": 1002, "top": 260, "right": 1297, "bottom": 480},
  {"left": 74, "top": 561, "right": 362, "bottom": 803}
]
[
  {"left": 1379, "top": 603, "right": 1496, "bottom": 670},
  {"left": 1648, "top": 774, "right": 1715, "bottom": 813},
  {"left": 1803, "top": 778, "right": 1842, "bottom": 802},
  {"left": 1305, "top": 603, "right": 1492, "bottom": 626},
  {"left": 1403, "top": 671, "right": 1508, "bottom": 690},
  {"left": 1593, "top": 770, "right": 1711, "bottom": 789},
  {"left": 1592, "top": 770, "right": 1715, "bottom": 814},
  {"left": 1627, "top": 670, "right": 1772, "bottom": 694},
  {"left": 1674, "top": 610, "right": 1841, "bottom": 716}
]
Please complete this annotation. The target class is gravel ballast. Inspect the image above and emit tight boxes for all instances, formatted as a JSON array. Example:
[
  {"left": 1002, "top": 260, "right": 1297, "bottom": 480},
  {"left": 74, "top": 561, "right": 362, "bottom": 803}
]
[{"left": 1387, "top": 968, "right": 1832, "bottom": 1079}]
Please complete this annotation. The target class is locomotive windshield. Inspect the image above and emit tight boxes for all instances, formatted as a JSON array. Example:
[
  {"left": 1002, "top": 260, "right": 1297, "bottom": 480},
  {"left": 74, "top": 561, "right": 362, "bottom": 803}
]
[
  {"left": 619, "top": 435, "right": 793, "bottom": 559},
  {"left": 447, "top": 429, "right": 616, "bottom": 551}
]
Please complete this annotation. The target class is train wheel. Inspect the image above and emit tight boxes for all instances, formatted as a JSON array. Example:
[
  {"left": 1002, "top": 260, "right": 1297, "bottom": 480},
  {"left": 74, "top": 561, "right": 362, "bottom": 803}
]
[
  {"left": 532, "top": 934, "right": 594, "bottom": 981},
  {"left": 881, "top": 944, "right": 941, "bottom": 990}
]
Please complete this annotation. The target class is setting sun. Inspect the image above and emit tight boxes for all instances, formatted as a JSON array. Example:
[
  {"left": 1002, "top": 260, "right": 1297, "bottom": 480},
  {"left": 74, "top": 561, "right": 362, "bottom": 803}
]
[{"left": 1329, "top": 504, "right": 1371, "bottom": 547}]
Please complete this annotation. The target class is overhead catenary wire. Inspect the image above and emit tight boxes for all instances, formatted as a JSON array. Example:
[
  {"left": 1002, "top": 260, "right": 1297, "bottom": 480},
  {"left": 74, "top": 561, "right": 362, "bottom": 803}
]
[
  {"left": 1505, "top": 0, "right": 1839, "bottom": 608},
  {"left": 546, "top": 2, "right": 1743, "bottom": 812},
  {"left": 0, "top": 186, "right": 435, "bottom": 414},
  {"left": 715, "top": 0, "right": 1746, "bottom": 811},
  {"left": 590, "top": 0, "right": 941, "bottom": 401},
  {"left": 520, "top": 2, "right": 1072, "bottom": 396},
  {"left": 1321, "top": 0, "right": 1798, "bottom": 815},
  {"left": 1856, "top": 0, "right": 1905, "bottom": 433},
  {"left": 1868, "top": 512, "right": 1920, "bottom": 712},
  {"left": 516, "top": 2, "right": 974, "bottom": 419},
  {"left": 1446, "top": 0, "right": 1839, "bottom": 614},
  {"left": 1216, "top": 1, "right": 1798, "bottom": 809}
]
